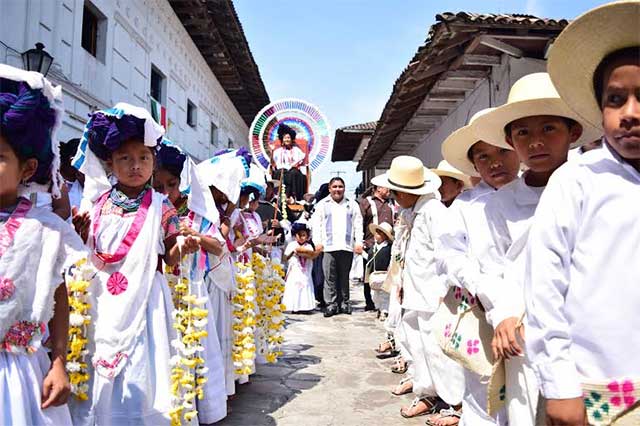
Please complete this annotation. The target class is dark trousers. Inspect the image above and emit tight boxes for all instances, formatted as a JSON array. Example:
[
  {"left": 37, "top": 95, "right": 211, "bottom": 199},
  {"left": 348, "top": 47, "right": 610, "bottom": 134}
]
[
  {"left": 274, "top": 168, "right": 307, "bottom": 201},
  {"left": 362, "top": 256, "right": 375, "bottom": 308},
  {"left": 312, "top": 253, "right": 325, "bottom": 306},
  {"left": 323, "top": 250, "right": 353, "bottom": 309}
]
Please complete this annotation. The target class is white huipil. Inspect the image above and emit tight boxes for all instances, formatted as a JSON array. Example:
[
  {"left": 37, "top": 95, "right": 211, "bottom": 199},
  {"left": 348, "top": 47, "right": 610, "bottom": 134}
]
[
  {"left": 481, "top": 175, "right": 545, "bottom": 426},
  {"left": 436, "top": 180, "right": 505, "bottom": 426},
  {"left": 0, "top": 204, "right": 86, "bottom": 426},
  {"left": 70, "top": 189, "right": 177, "bottom": 426},
  {"left": 282, "top": 241, "right": 316, "bottom": 312},
  {"left": 525, "top": 143, "right": 640, "bottom": 399},
  {"left": 400, "top": 195, "right": 464, "bottom": 404}
]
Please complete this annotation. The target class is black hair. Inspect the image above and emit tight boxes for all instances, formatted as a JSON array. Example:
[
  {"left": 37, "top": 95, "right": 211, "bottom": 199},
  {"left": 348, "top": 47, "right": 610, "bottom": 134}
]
[
  {"left": 328, "top": 176, "right": 345, "bottom": 186},
  {"left": 593, "top": 47, "right": 640, "bottom": 107},
  {"left": 277, "top": 124, "right": 297, "bottom": 142},
  {"left": 503, "top": 117, "right": 579, "bottom": 139},
  {"left": 60, "top": 138, "right": 80, "bottom": 164}
]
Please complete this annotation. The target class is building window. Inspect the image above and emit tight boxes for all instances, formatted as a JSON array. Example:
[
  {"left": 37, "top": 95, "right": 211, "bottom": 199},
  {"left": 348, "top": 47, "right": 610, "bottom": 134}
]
[
  {"left": 150, "top": 66, "right": 165, "bottom": 104},
  {"left": 81, "top": 2, "right": 106, "bottom": 62},
  {"left": 210, "top": 122, "right": 218, "bottom": 146},
  {"left": 187, "top": 100, "right": 197, "bottom": 128}
]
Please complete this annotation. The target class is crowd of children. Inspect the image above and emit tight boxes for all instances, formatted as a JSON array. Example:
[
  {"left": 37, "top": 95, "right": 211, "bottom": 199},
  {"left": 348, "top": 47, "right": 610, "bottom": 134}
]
[{"left": 368, "top": 2, "right": 639, "bottom": 425}]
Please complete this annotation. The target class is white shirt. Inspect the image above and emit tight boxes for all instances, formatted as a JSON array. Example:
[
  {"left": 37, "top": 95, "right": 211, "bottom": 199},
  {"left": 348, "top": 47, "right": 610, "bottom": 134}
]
[
  {"left": 480, "top": 175, "right": 544, "bottom": 327},
  {"left": 311, "top": 196, "right": 363, "bottom": 252},
  {"left": 401, "top": 194, "right": 448, "bottom": 312},
  {"left": 524, "top": 143, "right": 640, "bottom": 399},
  {"left": 273, "top": 146, "right": 305, "bottom": 170},
  {"left": 436, "top": 181, "right": 498, "bottom": 303},
  {"left": 67, "top": 180, "right": 83, "bottom": 212}
]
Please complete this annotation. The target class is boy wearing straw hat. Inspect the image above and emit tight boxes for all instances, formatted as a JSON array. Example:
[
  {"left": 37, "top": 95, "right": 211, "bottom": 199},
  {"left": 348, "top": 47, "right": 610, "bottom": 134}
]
[
  {"left": 436, "top": 108, "right": 521, "bottom": 425},
  {"left": 372, "top": 156, "right": 465, "bottom": 418},
  {"left": 524, "top": 2, "right": 640, "bottom": 424},
  {"left": 472, "top": 72, "right": 601, "bottom": 425},
  {"left": 430, "top": 160, "right": 472, "bottom": 207}
]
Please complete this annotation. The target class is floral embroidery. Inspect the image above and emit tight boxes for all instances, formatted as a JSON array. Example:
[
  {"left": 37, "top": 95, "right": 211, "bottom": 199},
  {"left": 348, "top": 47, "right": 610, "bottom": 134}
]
[
  {"left": 106, "top": 272, "right": 128, "bottom": 295},
  {"left": 2, "top": 321, "right": 45, "bottom": 353},
  {"left": 608, "top": 380, "right": 636, "bottom": 408},
  {"left": 450, "top": 332, "right": 462, "bottom": 350},
  {"left": 454, "top": 287, "right": 463, "bottom": 300},
  {"left": 467, "top": 339, "right": 480, "bottom": 355},
  {"left": 0, "top": 276, "right": 15, "bottom": 301},
  {"left": 94, "top": 352, "right": 129, "bottom": 379},
  {"left": 444, "top": 323, "right": 452, "bottom": 338}
]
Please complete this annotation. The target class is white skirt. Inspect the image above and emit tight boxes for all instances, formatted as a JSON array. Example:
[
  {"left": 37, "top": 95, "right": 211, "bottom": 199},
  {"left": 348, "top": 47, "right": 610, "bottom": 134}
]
[
  {"left": 0, "top": 348, "right": 73, "bottom": 426},
  {"left": 282, "top": 277, "right": 315, "bottom": 312},
  {"left": 208, "top": 285, "right": 236, "bottom": 397},
  {"left": 70, "top": 272, "right": 175, "bottom": 426}
]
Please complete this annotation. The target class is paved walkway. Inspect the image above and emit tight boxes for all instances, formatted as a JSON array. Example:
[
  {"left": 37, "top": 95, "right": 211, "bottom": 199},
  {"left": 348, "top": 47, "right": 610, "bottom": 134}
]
[{"left": 218, "top": 283, "right": 425, "bottom": 426}]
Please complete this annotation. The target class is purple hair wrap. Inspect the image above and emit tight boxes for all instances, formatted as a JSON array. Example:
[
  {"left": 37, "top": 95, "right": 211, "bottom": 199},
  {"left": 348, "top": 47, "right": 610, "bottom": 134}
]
[
  {"left": 156, "top": 143, "right": 186, "bottom": 178},
  {"left": 0, "top": 82, "right": 56, "bottom": 185},
  {"left": 87, "top": 112, "right": 146, "bottom": 161}
]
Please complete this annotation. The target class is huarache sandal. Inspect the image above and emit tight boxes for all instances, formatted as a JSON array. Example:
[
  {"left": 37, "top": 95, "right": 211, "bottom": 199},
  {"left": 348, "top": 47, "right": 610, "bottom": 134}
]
[
  {"left": 399, "top": 396, "right": 439, "bottom": 418},
  {"left": 390, "top": 356, "right": 408, "bottom": 374},
  {"left": 391, "top": 377, "right": 413, "bottom": 396},
  {"left": 375, "top": 337, "right": 399, "bottom": 359},
  {"left": 425, "top": 407, "right": 462, "bottom": 426}
]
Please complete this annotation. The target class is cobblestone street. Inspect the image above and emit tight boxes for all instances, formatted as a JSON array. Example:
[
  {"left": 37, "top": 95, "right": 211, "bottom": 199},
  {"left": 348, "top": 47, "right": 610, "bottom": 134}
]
[{"left": 218, "top": 284, "right": 424, "bottom": 426}]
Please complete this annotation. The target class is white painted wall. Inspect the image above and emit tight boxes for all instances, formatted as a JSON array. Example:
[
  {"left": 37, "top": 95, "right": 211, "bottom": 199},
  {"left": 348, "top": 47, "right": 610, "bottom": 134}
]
[
  {"left": 0, "top": 0, "right": 249, "bottom": 161},
  {"left": 410, "top": 56, "right": 547, "bottom": 167}
]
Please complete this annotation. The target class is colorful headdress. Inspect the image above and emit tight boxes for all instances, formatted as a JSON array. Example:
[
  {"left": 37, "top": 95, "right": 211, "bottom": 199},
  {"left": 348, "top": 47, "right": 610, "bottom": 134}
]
[
  {"left": 196, "top": 148, "right": 253, "bottom": 204},
  {"left": 73, "top": 102, "right": 165, "bottom": 207},
  {"left": 240, "top": 163, "right": 267, "bottom": 202},
  {"left": 0, "top": 64, "right": 64, "bottom": 197},
  {"left": 158, "top": 138, "right": 219, "bottom": 225},
  {"left": 277, "top": 123, "right": 296, "bottom": 142}
]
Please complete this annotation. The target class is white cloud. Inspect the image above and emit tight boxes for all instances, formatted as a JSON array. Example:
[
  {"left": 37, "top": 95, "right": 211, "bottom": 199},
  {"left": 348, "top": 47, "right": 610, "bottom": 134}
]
[{"left": 525, "top": 0, "right": 544, "bottom": 16}]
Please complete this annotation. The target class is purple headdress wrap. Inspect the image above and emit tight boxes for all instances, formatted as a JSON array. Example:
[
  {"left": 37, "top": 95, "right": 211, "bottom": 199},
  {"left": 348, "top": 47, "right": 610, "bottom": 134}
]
[
  {"left": 0, "top": 81, "right": 57, "bottom": 185},
  {"left": 156, "top": 142, "right": 187, "bottom": 178},
  {"left": 87, "top": 112, "right": 147, "bottom": 161}
]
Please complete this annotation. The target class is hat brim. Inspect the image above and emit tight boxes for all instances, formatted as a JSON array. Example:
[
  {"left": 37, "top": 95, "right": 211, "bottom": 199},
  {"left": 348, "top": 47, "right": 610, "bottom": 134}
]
[
  {"left": 548, "top": 1, "right": 640, "bottom": 130},
  {"left": 441, "top": 124, "right": 481, "bottom": 177},
  {"left": 368, "top": 223, "right": 394, "bottom": 242},
  {"left": 473, "top": 98, "right": 603, "bottom": 150},
  {"left": 371, "top": 167, "right": 442, "bottom": 196},
  {"left": 432, "top": 169, "right": 473, "bottom": 189}
]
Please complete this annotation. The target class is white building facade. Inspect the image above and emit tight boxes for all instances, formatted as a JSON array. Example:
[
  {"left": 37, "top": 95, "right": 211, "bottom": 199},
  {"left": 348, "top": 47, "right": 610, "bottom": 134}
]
[{"left": 0, "top": 0, "right": 266, "bottom": 161}]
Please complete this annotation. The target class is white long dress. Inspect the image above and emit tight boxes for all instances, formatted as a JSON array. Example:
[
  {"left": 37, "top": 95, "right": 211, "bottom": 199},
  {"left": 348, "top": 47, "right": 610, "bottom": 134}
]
[
  {"left": 69, "top": 188, "right": 177, "bottom": 426},
  {"left": 282, "top": 241, "right": 316, "bottom": 312},
  {"left": 0, "top": 201, "right": 86, "bottom": 426}
]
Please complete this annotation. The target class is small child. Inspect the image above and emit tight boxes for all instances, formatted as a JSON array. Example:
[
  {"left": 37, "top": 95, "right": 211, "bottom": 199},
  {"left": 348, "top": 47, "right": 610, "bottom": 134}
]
[
  {"left": 59, "top": 138, "right": 84, "bottom": 213},
  {"left": 69, "top": 103, "right": 199, "bottom": 425},
  {"left": 282, "top": 222, "right": 318, "bottom": 313},
  {"left": 366, "top": 222, "right": 393, "bottom": 320},
  {"left": 430, "top": 160, "right": 470, "bottom": 207},
  {"left": 473, "top": 72, "right": 600, "bottom": 424},
  {"left": 0, "top": 65, "right": 86, "bottom": 425},
  {"left": 526, "top": 2, "right": 640, "bottom": 424}
]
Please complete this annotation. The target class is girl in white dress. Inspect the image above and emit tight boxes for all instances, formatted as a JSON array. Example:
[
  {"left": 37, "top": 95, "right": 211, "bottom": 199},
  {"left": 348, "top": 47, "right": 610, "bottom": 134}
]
[
  {"left": 0, "top": 65, "right": 86, "bottom": 426},
  {"left": 282, "top": 222, "right": 318, "bottom": 312},
  {"left": 69, "top": 104, "right": 199, "bottom": 425}
]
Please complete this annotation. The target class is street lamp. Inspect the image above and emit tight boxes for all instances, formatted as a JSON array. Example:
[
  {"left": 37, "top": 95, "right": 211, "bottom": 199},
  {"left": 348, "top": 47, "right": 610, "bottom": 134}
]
[{"left": 21, "top": 43, "right": 53, "bottom": 77}]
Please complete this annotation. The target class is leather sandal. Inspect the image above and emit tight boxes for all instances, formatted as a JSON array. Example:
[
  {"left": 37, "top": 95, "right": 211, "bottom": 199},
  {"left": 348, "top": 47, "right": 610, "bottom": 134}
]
[
  {"left": 390, "top": 356, "right": 408, "bottom": 374},
  {"left": 391, "top": 377, "right": 413, "bottom": 396},
  {"left": 399, "top": 396, "right": 438, "bottom": 418},
  {"left": 425, "top": 407, "right": 462, "bottom": 426}
]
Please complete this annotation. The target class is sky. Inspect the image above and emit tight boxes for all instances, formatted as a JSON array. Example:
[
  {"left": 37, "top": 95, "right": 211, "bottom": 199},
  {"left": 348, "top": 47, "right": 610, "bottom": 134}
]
[{"left": 234, "top": 0, "right": 607, "bottom": 195}]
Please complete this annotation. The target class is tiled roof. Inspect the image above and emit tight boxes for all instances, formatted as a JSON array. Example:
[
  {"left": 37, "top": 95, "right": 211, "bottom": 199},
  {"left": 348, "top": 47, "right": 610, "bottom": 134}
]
[
  {"left": 358, "top": 11, "right": 568, "bottom": 170},
  {"left": 332, "top": 121, "right": 378, "bottom": 162},
  {"left": 169, "top": 0, "right": 270, "bottom": 126}
]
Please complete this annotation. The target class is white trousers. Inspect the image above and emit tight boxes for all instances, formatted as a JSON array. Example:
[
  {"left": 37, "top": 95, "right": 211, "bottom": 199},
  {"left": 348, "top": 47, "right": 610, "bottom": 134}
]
[
  {"left": 459, "top": 369, "right": 503, "bottom": 426},
  {"left": 384, "top": 285, "right": 402, "bottom": 334},
  {"left": 372, "top": 289, "right": 389, "bottom": 313},
  {"left": 505, "top": 355, "right": 544, "bottom": 425}
]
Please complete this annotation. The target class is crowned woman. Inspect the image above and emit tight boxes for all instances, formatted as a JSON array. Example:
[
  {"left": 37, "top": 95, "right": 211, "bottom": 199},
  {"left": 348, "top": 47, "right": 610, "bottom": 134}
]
[{"left": 270, "top": 124, "right": 307, "bottom": 203}]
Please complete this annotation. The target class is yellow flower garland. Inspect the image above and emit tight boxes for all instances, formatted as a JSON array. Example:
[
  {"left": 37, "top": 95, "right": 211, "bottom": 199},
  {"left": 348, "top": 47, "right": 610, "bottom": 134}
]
[
  {"left": 251, "top": 253, "right": 285, "bottom": 363},
  {"left": 165, "top": 261, "right": 209, "bottom": 426},
  {"left": 280, "top": 183, "right": 288, "bottom": 221},
  {"left": 232, "top": 261, "right": 257, "bottom": 376},
  {"left": 65, "top": 258, "right": 95, "bottom": 401}
]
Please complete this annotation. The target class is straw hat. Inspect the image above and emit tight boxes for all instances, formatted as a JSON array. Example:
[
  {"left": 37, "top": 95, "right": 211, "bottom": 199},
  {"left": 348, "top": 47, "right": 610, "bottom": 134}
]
[
  {"left": 441, "top": 108, "right": 496, "bottom": 177},
  {"left": 370, "top": 156, "right": 441, "bottom": 196},
  {"left": 473, "top": 73, "right": 602, "bottom": 150},
  {"left": 430, "top": 160, "right": 472, "bottom": 188},
  {"left": 549, "top": 1, "right": 640, "bottom": 130},
  {"left": 369, "top": 222, "right": 394, "bottom": 242}
]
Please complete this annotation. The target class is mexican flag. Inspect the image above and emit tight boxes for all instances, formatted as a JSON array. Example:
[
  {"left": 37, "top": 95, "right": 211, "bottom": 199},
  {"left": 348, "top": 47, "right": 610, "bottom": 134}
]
[{"left": 150, "top": 97, "right": 167, "bottom": 129}]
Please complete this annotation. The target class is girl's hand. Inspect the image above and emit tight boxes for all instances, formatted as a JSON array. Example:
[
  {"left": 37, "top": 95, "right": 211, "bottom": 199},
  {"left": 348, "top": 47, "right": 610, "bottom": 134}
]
[
  {"left": 545, "top": 398, "right": 587, "bottom": 425},
  {"left": 179, "top": 223, "right": 198, "bottom": 237},
  {"left": 41, "top": 359, "right": 70, "bottom": 409},
  {"left": 492, "top": 317, "right": 525, "bottom": 359},
  {"left": 181, "top": 235, "right": 201, "bottom": 254},
  {"left": 71, "top": 207, "right": 90, "bottom": 242}
]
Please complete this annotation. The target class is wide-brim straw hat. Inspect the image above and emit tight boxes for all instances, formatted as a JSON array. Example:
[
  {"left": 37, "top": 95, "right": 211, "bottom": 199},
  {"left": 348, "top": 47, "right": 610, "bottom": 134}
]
[
  {"left": 371, "top": 155, "right": 441, "bottom": 196},
  {"left": 369, "top": 222, "right": 394, "bottom": 242},
  {"left": 473, "top": 73, "right": 602, "bottom": 150},
  {"left": 430, "top": 160, "right": 472, "bottom": 188},
  {"left": 441, "top": 108, "right": 496, "bottom": 177},
  {"left": 548, "top": 1, "right": 640, "bottom": 130}
]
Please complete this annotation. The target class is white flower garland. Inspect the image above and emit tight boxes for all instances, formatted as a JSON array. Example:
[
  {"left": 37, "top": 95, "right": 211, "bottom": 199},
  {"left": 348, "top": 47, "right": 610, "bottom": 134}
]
[
  {"left": 252, "top": 253, "right": 286, "bottom": 363},
  {"left": 232, "top": 261, "right": 257, "bottom": 376}
]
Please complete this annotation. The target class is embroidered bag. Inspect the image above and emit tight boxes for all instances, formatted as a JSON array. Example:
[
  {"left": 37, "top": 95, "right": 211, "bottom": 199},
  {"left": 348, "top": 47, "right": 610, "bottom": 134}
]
[
  {"left": 582, "top": 379, "right": 640, "bottom": 425},
  {"left": 431, "top": 285, "right": 495, "bottom": 377}
]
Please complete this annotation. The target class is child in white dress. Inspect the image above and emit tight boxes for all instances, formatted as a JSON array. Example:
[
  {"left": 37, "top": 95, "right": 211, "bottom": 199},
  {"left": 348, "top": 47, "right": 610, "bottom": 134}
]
[
  {"left": 282, "top": 222, "right": 317, "bottom": 313},
  {"left": 69, "top": 103, "right": 199, "bottom": 425},
  {"left": 0, "top": 64, "right": 87, "bottom": 426}
]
